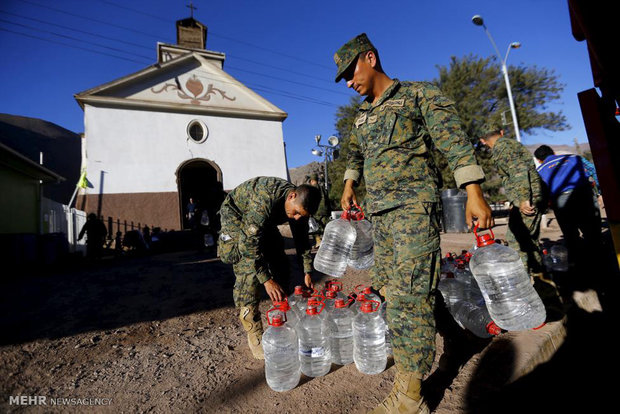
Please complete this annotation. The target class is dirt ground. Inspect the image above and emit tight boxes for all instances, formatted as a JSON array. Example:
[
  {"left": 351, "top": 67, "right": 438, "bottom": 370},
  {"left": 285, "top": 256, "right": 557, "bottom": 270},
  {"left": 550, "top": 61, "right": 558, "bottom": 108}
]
[{"left": 0, "top": 217, "right": 616, "bottom": 413}]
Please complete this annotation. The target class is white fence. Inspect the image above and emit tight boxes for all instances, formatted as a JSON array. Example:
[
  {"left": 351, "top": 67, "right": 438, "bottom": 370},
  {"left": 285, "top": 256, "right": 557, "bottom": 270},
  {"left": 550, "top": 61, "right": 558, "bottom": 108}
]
[{"left": 41, "top": 197, "right": 87, "bottom": 255}]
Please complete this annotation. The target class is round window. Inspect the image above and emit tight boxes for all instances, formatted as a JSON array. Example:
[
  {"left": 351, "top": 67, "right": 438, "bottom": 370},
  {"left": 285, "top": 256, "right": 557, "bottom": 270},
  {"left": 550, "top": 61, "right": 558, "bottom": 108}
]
[{"left": 187, "top": 120, "right": 208, "bottom": 143}]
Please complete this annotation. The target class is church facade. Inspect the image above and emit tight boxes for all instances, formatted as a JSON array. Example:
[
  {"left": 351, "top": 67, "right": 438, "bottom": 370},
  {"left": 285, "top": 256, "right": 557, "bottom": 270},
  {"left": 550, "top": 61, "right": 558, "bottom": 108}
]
[{"left": 74, "top": 18, "right": 289, "bottom": 231}]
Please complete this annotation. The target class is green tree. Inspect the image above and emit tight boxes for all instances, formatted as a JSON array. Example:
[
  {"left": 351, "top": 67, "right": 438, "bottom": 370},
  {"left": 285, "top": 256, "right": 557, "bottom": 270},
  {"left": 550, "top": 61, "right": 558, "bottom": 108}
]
[
  {"left": 433, "top": 55, "right": 569, "bottom": 200},
  {"left": 434, "top": 54, "right": 569, "bottom": 142}
]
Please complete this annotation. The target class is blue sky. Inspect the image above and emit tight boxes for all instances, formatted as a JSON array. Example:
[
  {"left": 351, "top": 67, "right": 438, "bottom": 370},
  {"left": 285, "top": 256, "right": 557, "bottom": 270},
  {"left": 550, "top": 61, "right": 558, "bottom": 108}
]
[{"left": 0, "top": 0, "right": 594, "bottom": 168}]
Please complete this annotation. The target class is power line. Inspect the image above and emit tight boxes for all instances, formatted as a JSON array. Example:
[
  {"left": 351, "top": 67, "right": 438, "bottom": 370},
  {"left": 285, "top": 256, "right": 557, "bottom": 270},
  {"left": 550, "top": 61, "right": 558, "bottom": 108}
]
[
  {"left": 0, "top": 27, "right": 151, "bottom": 65},
  {"left": 96, "top": 0, "right": 334, "bottom": 71},
  {"left": 0, "top": 9, "right": 153, "bottom": 51},
  {"left": 12, "top": 0, "right": 336, "bottom": 84},
  {"left": 0, "top": 18, "right": 153, "bottom": 61}
]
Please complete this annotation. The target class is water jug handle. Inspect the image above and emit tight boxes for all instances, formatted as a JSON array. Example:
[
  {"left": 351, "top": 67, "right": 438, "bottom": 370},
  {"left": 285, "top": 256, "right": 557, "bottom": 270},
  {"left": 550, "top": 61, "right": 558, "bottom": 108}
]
[
  {"left": 473, "top": 223, "right": 495, "bottom": 247},
  {"left": 326, "top": 280, "right": 343, "bottom": 292},
  {"left": 266, "top": 307, "right": 287, "bottom": 326},
  {"left": 349, "top": 203, "right": 365, "bottom": 221}
]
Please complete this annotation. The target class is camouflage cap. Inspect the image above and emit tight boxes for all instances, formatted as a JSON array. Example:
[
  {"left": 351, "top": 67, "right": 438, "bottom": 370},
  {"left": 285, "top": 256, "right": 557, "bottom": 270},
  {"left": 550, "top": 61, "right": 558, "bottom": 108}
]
[
  {"left": 479, "top": 122, "right": 503, "bottom": 138},
  {"left": 333, "top": 33, "right": 377, "bottom": 82},
  {"left": 309, "top": 173, "right": 318, "bottom": 181}
]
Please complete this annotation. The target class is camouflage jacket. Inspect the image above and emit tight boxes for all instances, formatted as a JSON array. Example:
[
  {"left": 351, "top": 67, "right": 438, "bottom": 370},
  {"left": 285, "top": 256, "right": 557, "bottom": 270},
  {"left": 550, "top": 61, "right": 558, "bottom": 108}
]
[
  {"left": 491, "top": 137, "right": 545, "bottom": 207},
  {"left": 218, "top": 177, "right": 312, "bottom": 283},
  {"left": 344, "top": 80, "right": 485, "bottom": 214}
]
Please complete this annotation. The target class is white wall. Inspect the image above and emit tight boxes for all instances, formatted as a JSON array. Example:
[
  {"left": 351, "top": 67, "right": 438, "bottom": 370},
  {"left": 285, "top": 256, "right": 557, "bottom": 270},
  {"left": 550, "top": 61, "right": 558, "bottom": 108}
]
[{"left": 83, "top": 105, "right": 288, "bottom": 193}]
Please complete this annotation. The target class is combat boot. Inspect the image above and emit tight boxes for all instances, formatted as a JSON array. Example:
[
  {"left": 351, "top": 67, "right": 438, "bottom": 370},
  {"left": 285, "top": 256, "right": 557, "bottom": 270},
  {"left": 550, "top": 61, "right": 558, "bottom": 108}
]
[
  {"left": 370, "top": 370, "right": 430, "bottom": 414},
  {"left": 239, "top": 305, "right": 264, "bottom": 360}
]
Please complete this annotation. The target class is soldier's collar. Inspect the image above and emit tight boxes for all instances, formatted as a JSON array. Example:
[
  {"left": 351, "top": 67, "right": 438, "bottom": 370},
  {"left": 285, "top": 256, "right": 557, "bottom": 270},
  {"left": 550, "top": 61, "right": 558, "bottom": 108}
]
[{"left": 361, "top": 78, "right": 401, "bottom": 111}]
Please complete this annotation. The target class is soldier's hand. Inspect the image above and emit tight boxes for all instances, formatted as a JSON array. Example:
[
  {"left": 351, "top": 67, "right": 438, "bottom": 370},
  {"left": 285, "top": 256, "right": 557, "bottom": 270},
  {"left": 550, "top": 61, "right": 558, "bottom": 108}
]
[
  {"left": 304, "top": 273, "right": 314, "bottom": 290},
  {"left": 519, "top": 200, "right": 536, "bottom": 216},
  {"left": 464, "top": 183, "right": 494, "bottom": 229},
  {"left": 264, "top": 279, "right": 285, "bottom": 303},
  {"left": 341, "top": 180, "right": 357, "bottom": 211}
]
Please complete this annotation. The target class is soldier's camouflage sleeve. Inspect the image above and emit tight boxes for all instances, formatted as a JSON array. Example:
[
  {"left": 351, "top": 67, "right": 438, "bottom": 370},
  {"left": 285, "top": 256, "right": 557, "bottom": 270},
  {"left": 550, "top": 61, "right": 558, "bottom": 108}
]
[
  {"left": 344, "top": 123, "right": 363, "bottom": 183},
  {"left": 418, "top": 84, "right": 484, "bottom": 187}
]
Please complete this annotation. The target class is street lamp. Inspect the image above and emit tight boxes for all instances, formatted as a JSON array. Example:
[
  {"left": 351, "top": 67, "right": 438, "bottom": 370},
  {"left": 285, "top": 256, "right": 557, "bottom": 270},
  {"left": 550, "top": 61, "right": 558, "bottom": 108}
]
[
  {"left": 311, "top": 134, "right": 340, "bottom": 191},
  {"left": 472, "top": 14, "right": 522, "bottom": 142}
]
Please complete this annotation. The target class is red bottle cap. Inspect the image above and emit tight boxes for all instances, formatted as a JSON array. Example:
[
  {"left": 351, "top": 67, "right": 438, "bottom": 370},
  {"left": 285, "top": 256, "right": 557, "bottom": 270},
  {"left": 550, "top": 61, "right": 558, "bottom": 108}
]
[{"left": 486, "top": 321, "right": 501, "bottom": 335}]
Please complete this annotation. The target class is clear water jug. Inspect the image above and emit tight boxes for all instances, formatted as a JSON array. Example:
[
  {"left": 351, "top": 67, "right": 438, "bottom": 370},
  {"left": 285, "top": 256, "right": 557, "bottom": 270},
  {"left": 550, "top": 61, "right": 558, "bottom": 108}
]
[
  {"left": 289, "top": 286, "right": 311, "bottom": 317},
  {"left": 353, "top": 300, "right": 387, "bottom": 375},
  {"left": 324, "top": 280, "right": 348, "bottom": 301},
  {"left": 297, "top": 300, "right": 332, "bottom": 377},
  {"left": 328, "top": 298, "right": 354, "bottom": 365},
  {"left": 313, "top": 212, "right": 357, "bottom": 277},
  {"left": 262, "top": 308, "right": 301, "bottom": 392},
  {"left": 450, "top": 300, "right": 501, "bottom": 338},
  {"left": 441, "top": 253, "right": 457, "bottom": 278},
  {"left": 550, "top": 244, "right": 569, "bottom": 272},
  {"left": 379, "top": 301, "right": 393, "bottom": 356},
  {"left": 347, "top": 206, "right": 375, "bottom": 270},
  {"left": 273, "top": 298, "right": 299, "bottom": 330},
  {"left": 469, "top": 226, "right": 546, "bottom": 331}
]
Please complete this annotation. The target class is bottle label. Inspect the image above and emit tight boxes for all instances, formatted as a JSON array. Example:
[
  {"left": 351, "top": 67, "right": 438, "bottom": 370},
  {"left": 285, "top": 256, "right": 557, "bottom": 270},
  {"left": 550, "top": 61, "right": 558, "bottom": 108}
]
[{"left": 299, "top": 346, "right": 325, "bottom": 357}]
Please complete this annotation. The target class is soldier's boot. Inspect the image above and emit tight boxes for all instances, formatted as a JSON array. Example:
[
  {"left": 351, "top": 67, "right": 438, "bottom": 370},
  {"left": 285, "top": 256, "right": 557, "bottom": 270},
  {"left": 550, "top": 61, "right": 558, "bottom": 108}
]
[
  {"left": 239, "top": 305, "right": 264, "bottom": 360},
  {"left": 370, "top": 370, "right": 430, "bottom": 414}
]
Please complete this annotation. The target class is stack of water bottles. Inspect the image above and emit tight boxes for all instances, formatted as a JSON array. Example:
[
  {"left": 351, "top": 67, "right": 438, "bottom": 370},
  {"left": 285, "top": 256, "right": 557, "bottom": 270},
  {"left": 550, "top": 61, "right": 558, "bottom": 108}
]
[
  {"left": 313, "top": 204, "right": 374, "bottom": 278},
  {"left": 262, "top": 281, "right": 390, "bottom": 391}
]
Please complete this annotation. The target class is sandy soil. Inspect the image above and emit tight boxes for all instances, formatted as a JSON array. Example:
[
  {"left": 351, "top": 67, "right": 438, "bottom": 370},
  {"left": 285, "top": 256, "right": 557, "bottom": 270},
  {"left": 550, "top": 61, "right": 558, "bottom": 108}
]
[{"left": 0, "top": 219, "right": 615, "bottom": 413}]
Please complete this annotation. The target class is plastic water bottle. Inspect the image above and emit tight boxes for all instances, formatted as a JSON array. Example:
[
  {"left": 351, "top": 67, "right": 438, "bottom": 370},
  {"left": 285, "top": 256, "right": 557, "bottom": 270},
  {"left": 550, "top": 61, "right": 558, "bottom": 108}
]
[
  {"left": 379, "top": 301, "right": 393, "bottom": 356},
  {"left": 542, "top": 249, "right": 553, "bottom": 272},
  {"left": 550, "top": 244, "right": 569, "bottom": 272},
  {"left": 290, "top": 286, "right": 311, "bottom": 317},
  {"left": 288, "top": 286, "right": 309, "bottom": 315},
  {"left": 323, "top": 289, "right": 339, "bottom": 316},
  {"left": 324, "top": 280, "right": 348, "bottom": 301},
  {"left": 313, "top": 212, "right": 357, "bottom": 277},
  {"left": 347, "top": 207, "right": 374, "bottom": 269},
  {"left": 351, "top": 293, "right": 367, "bottom": 314},
  {"left": 297, "top": 300, "right": 332, "bottom": 377},
  {"left": 274, "top": 298, "right": 299, "bottom": 330},
  {"left": 328, "top": 299, "right": 354, "bottom": 365},
  {"left": 469, "top": 226, "right": 546, "bottom": 331},
  {"left": 450, "top": 300, "right": 501, "bottom": 338},
  {"left": 357, "top": 285, "right": 381, "bottom": 304},
  {"left": 353, "top": 300, "right": 387, "bottom": 375},
  {"left": 437, "top": 277, "right": 467, "bottom": 310},
  {"left": 262, "top": 309, "right": 301, "bottom": 392},
  {"left": 441, "top": 253, "right": 456, "bottom": 278}
]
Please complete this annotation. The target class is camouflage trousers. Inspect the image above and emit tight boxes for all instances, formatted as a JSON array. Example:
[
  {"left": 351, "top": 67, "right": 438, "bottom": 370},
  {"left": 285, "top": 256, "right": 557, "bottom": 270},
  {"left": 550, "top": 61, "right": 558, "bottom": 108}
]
[
  {"left": 505, "top": 206, "right": 544, "bottom": 275},
  {"left": 229, "top": 225, "right": 290, "bottom": 308},
  {"left": 371, "top": 202, "right": 441, "bottom": 375}
]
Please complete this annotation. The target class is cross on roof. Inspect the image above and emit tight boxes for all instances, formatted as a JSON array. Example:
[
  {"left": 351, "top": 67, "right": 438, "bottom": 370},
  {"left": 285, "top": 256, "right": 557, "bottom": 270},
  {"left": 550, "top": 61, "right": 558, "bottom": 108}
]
[{"left": 186, "top": 1, "right": 197, "bottom": 18}]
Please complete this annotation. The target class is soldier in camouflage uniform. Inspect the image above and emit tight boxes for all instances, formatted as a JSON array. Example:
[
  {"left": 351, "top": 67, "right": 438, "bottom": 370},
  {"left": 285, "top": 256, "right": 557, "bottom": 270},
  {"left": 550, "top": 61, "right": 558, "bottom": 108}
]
[
  {"left": 217, "top": 177, "right": 321, "bottom": 359},
  {"left": 333, "top": 33, "right": 494, "bottom": 413},
  {"left": 478, "top": 127, "right": 547, "bottom": 275},
  {"left": 479, "top": 128, "right": 562, "bottom": 316}
]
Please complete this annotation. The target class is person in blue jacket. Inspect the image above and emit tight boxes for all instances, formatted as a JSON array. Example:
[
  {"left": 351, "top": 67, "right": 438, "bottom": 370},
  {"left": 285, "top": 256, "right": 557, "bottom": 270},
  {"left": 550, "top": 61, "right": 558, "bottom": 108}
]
[{"left": 534, "top": 145, "right": 602, "bottom": 269}]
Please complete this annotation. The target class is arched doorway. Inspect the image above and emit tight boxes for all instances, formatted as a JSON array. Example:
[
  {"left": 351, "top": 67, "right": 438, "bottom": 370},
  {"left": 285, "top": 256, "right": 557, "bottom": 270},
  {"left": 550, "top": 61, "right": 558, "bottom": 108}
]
[{"left": 177, "top": 159, "right": 224, "bottom": 231}]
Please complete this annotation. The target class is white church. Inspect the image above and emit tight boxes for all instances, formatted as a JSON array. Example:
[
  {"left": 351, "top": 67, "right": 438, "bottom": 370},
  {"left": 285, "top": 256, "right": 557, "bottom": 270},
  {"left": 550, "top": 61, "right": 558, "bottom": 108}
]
[{"left": 74, "top": 17, "right": 289, "bottom": 231}]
